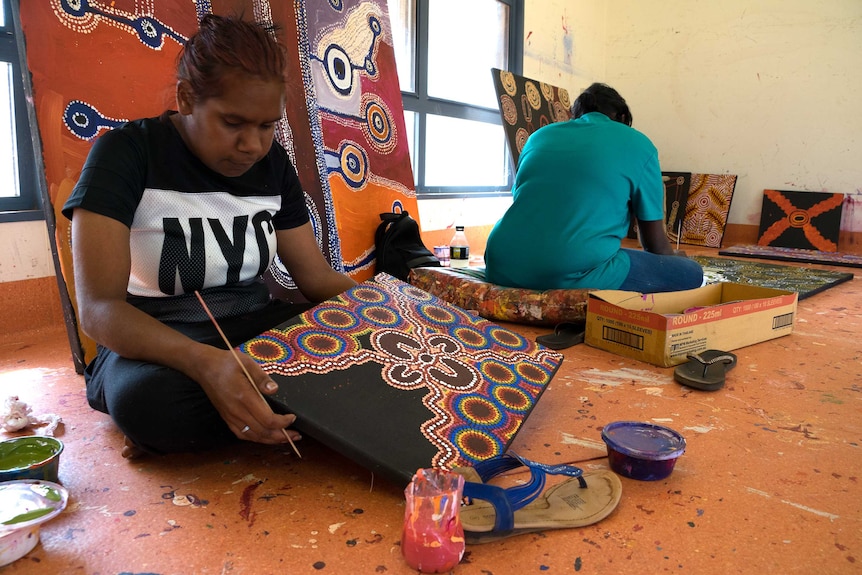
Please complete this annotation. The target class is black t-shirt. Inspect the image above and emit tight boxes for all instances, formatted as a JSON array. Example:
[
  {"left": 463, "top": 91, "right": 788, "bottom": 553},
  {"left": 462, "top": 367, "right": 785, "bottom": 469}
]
[{"left": 63, "top": 112, "right": 310, "bottom": 322}]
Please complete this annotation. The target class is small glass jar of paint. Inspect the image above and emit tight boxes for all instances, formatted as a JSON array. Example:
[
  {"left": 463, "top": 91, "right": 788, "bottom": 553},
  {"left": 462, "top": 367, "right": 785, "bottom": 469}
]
[{"left": 401, "top": 467, "right": 465, "bottom": 573}]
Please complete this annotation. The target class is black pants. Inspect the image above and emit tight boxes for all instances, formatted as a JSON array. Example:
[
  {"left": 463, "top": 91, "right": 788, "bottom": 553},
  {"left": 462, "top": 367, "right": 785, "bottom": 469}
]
[{"left": 85, "top": 300, "right": 314, "bottom": 455}]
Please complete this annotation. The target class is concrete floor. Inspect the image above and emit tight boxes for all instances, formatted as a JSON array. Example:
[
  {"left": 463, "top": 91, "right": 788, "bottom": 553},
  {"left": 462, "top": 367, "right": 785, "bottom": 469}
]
[{"left": 1, "top": 252, "right": 860, "bottom": 574}]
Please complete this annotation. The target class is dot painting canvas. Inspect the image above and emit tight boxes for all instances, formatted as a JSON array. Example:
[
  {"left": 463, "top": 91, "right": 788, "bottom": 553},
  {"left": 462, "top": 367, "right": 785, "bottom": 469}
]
[
  {"left": 240, "top": 274, "right": 564, "bottom": 486},
  {"left": 757, "top": 190, "right": 844, "bottom": 251},
  {"left": 491, "top": 67, "right": 572, "bottom": 169}
]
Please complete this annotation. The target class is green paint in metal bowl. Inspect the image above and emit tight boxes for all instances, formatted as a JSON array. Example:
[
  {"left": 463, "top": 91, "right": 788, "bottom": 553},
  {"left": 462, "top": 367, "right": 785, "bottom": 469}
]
[{"left": 0, "top": 437, "right": 64, "bottom": 483}]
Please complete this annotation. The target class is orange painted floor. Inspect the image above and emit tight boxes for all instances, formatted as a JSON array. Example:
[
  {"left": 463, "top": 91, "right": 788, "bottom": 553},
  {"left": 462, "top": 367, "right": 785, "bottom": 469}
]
[{"left": 1, "top": 252, "right": 860, "bottom": 574}]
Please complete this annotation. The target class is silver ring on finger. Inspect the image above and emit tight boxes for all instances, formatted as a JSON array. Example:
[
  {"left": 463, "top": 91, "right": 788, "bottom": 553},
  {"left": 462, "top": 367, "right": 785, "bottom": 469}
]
[{"left": 240, "top": 425, "right": 251, "bottom": 433}]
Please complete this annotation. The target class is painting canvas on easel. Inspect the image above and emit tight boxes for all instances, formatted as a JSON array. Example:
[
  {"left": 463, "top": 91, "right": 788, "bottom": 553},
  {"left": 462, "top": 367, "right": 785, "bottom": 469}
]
[
  {"left": 239, "top": 274, "right": 563, "bottom": 486},
  {"left": 757, "top": 190, "right": 844, "bottom": 251}
]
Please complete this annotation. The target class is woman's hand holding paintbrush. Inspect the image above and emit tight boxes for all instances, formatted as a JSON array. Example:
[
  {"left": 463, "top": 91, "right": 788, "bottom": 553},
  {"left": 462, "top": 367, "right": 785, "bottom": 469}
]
[{"left": 195, "top": 291, "right": 302, "bottom": 457}]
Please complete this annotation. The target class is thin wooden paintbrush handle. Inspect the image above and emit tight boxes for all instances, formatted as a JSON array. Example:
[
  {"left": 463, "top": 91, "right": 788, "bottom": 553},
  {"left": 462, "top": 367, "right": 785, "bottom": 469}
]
[{"left": 194, "top": 291, "right": 302, "bottom": 458}]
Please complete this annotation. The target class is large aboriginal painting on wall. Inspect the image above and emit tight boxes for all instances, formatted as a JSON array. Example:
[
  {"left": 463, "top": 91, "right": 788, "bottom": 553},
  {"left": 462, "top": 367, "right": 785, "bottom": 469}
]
[
  {"left": 491, "top": 67, "right": 572, "bottom": 169},
  {"left": 20, "top": 0, "right": 418, "bottom": 371}
]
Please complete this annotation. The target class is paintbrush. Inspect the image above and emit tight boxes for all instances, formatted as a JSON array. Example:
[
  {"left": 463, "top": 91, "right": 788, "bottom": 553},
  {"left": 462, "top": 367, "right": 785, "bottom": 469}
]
[{"left": 194, "top": 291, "right": 302, "bottom": 458}]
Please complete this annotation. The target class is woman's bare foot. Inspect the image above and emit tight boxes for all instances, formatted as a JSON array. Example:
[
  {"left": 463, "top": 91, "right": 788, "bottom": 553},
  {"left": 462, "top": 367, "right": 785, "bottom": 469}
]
[{"left": 121, "top": 436, "right": 146, "bottom": 459}]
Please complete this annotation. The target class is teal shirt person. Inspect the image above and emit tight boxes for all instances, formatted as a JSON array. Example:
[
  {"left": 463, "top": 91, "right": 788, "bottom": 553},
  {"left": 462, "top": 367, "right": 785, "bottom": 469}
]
[{"left": 485, "top": 111, "right": 666, "bottom": 290}]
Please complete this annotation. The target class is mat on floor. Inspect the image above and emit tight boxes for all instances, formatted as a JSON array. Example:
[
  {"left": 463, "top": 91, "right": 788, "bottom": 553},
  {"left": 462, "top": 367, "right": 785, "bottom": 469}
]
[
  {"left": 692, "top": 255, "right": 854, "bottom": 299},
  {"left": 718, "top": 244, "right": 862, "bottom": 269}
]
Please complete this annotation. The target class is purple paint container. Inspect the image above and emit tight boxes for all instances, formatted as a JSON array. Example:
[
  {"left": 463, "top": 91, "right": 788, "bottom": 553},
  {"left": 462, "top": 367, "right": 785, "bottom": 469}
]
[{"left": 601, "top": 421, "right": 686, "bottom": 481}]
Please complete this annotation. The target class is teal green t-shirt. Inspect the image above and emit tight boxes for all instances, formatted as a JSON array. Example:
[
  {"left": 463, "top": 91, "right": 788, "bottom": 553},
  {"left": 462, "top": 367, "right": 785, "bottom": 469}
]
[{"left": 485, "top": 112, "right": 665, "bottom": 290}]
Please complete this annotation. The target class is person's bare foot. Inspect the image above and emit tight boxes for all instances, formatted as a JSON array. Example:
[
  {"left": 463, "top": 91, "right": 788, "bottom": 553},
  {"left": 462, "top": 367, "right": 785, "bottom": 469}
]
[{"left": 121, "top": 436, "right": 146, "bottom": 459}]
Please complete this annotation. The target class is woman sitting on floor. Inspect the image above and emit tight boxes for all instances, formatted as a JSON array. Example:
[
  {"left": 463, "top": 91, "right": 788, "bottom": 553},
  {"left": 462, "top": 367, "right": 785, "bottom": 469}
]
[
  {"left": 484, "top": 83, "right": 703, "bottom": 293},
  {"left": 62, "top": 15, "right": 356, "bottom": 458}
]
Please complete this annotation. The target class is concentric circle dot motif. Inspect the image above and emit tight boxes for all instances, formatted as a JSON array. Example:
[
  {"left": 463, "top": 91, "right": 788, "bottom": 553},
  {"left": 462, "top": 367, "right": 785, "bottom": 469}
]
[
  {"left": 479, "top": 359, "right": 517, "bottom": 385},
  {"left": 348, "top": 286, "right": 388, "bottom": 304},
  {"left": 417, "top": 303, "right": 458, "bottom": 326},
  {"left": 457, "top": 395, "right": 503, "bottom": 426},
  {"left": 453, "top": 427, "right": 503, "bottom": 461},
  {"left": 516, "top": 362, "right": 552, "bottom": 385},
  {"left": 244, "top": 336, "right": 292, "bottom": 363},
  {"left": 359, "top": 305, "right": 400, "bottom": 326},
  {"left": 312, "top": 307, "right": 359, "bottom": 330},
  {"left": 297, "top": 332, "right": 347, "bottom": 357},
  {"left": 339, "top": 142, "right": 367, "bottom": 187},
  {"left": 451, "top": 326, "right": 488, "bottom": 349},
  {"left": 487, "top": 327, "right": 527, "bottom": 350},
  {"left": 500, "top": 70, "right": 517, "bottom": 96},
  {"left": 493, "top": 386, "right": 531, "bottom": 412}
]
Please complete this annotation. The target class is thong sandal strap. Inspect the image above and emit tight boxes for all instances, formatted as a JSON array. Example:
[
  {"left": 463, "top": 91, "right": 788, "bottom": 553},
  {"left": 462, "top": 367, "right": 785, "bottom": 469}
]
[
  {"left": 686, "top": 352, "right": 735, "bottom": 376},
  {"left": 462, "top": 452, "right": 588, "bottom": 533}
]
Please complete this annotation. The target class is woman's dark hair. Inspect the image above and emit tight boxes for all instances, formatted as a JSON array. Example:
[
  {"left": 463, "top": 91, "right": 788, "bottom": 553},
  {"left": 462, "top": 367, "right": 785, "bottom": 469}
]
[
  {"left": 571, "top": 83, "right": 633, "bottom": 126},
  {"left": 176, "top": 14, "right": 287, "bottom": 103}
]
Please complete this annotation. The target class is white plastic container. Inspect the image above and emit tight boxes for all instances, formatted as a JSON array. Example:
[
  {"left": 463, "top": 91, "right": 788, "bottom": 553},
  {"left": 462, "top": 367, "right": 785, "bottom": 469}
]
[{"left": 0, "top": 480, "right": 69, "bottom": 567}]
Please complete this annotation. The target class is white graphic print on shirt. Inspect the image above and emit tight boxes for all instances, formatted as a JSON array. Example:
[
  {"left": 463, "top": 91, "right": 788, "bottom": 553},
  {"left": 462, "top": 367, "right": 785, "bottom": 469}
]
[{"left": 129, "top": 188, "right": 282, "bottom": 297}]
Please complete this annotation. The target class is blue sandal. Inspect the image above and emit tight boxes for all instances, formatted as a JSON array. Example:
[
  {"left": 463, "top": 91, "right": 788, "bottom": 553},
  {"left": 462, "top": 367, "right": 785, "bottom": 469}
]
[{"left": 455, "top": 452, "right": 622, "bottom": 544}]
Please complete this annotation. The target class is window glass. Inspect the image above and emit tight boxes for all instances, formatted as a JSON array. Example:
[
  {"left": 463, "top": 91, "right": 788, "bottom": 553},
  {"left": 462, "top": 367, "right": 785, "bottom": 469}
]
[
  {"left": 386, "top": 0, "right": 416, "bottom": 93},
  {"left": 427, "top": 0, "right": 508, "bottom": 108},
  {"left": 382, "top": 0, "right": 521, "bottom": 197},
  {"left": 425, "top": 115, "right": 508, "bottom": 187},
  {"left": 403, "top": 110, "right": 417, "bottom": 179},
  {"left": 0, "top": 62, "right": 18, "bottom": 199},
  {"left": 0, "top": 0, "right": 41, "bottom": 219}
]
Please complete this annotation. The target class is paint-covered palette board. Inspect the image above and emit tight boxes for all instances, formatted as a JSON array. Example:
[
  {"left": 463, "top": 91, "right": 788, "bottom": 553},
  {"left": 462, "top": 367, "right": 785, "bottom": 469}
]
[{"left": 239, "top": 273, "right": 563, "bottom": 486}]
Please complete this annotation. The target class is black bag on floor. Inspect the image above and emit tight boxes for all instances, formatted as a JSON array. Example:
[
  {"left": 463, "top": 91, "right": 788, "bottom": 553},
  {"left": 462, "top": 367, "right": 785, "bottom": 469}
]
[{"left": 374, "top": 211, "right": 440, "bottom": 281}]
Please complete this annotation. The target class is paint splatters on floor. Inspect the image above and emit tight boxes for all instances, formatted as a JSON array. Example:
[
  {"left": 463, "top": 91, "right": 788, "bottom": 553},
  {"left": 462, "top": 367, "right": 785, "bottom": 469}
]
[
  {"left": 575, "top": 368, "right": 670, "bottom": 389},
  {"left": 559, "top": 432, "right": 606, "bottom": 451}
]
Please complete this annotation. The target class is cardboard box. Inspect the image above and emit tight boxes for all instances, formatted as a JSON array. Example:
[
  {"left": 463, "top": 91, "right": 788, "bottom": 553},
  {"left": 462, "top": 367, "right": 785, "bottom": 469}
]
[{"left": 585, "top": 282, "right": 797, "bottom": 367}]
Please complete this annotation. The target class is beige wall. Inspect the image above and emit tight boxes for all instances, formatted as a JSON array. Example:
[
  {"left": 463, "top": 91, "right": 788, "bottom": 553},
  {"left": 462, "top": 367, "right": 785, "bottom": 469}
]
[
  {"left": 3, "top": 0, "right": 861, "bottom": 284},
  {"left": 607, "top": 0, "right": 862, "bottom": 230}
]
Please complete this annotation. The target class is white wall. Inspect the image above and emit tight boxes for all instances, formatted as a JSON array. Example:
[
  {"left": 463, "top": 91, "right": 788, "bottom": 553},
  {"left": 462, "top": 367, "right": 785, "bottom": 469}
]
[
  {"left": 0, "top": 220, "right": 55, "bottom": 282},
  {"left": 607, "top": 0, "right": 862, "bottom": 229}
]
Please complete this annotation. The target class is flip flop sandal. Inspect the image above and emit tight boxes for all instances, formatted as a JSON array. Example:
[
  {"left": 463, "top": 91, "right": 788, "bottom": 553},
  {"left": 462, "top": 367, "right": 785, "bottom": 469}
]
[
  {"left": 535, "top": 321, "right": 586, "bottom": 350},
  {"left": 673, "top": 350, "right": 737, "bottom": 391},
  {"left": 454, "top": 452, "right": 622, "bottom": 544}
]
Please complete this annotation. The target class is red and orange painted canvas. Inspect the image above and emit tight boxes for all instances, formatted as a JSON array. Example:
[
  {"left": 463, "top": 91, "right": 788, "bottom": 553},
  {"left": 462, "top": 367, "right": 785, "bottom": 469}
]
[
  {"left": 757, "top": 190, "right": 844, "bottom": 251},
  {"left": 20, "top": 0, "right": 418, "bottom": 371}
]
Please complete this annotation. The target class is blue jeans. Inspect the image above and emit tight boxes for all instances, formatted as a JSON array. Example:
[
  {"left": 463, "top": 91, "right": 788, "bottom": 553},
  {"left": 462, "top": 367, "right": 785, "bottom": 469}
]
[{"left": 617, "top": 248, "right": 704, "bottom": 293}]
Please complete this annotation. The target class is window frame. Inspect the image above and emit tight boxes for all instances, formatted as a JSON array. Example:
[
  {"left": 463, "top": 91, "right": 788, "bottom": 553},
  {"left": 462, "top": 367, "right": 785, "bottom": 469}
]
[
  {"left": 0, "top": 0, "right": 45, "bottom": 222},
  {"left": 400, "top": 0, "right": 523, "bottom": 199}
]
